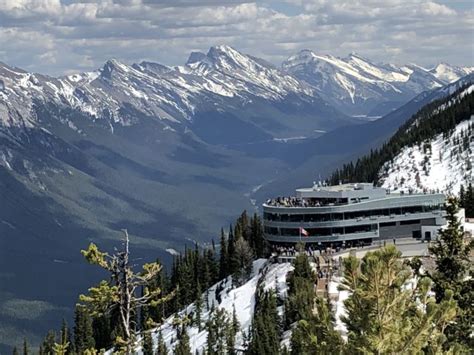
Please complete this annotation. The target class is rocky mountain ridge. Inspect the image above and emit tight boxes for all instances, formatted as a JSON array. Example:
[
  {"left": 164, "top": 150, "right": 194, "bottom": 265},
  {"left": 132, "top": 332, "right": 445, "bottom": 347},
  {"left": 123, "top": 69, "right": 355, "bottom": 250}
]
[{"left": 282, "top": 49, "right": 473, "bottom": 116}]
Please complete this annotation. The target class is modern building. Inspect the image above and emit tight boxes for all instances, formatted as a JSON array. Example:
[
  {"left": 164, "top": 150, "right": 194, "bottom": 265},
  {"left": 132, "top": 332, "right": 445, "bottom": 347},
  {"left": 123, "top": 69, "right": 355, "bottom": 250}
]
[{"left": 263, "top": 183, "right": 446, "bottom": 247}]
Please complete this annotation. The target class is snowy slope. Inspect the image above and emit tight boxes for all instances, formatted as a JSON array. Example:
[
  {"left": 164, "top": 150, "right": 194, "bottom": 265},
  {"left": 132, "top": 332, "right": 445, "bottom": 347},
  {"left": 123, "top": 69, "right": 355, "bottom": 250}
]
[
  {"left": 379, "top": 98, "right": 473, "bottom": 197},
  {"left": 282, "top": 50, "right": 473, "bottom": 116},
  {"left": 430, "top": 63, "right": 474, "bottom": 83},
  {"left": 123, "top": 259, "right": 293, "bottom": 354}
]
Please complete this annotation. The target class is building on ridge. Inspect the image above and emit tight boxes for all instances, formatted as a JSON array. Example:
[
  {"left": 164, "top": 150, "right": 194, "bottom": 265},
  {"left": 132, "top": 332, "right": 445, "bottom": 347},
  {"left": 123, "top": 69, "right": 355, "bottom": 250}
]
[{"left": 262, "top": 182, "right": 446, "bottom": 248}]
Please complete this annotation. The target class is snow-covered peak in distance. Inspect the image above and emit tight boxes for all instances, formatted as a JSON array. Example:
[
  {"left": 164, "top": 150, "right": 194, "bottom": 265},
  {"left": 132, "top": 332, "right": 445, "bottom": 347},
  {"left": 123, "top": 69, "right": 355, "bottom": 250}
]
[
  {"left": 1, "top": 45, "right": 472, "bottom": 132},
  {"left": 282, "top": 49, "right": 472, "bottom": 117},
  {"left": 0, "top": 45, "right": 329, "bottom": 135},
  {"left": 184, "top": 44, "right": 314, "bottom": 99},
  {"left": 430, "top": 63, "right": 474, "bottom": 84}
]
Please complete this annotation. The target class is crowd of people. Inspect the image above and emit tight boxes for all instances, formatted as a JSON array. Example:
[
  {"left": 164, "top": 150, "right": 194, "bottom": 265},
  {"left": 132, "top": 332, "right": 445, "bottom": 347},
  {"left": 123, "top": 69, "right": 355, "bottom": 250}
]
[
  {"left": 272, "top": 245, "right": 315, "bottom": 257},
  {"left": 271, "top": 244, "right": 347, "bottom": 257},
  {"left": 271, "top": 240, "right": 372, "bottom": 259},
  {"left": 271, "top": 244, "right": 343, "bottom": 285},
  {"left": 265, "top": 196, "right": 335, "bottom": 207}
]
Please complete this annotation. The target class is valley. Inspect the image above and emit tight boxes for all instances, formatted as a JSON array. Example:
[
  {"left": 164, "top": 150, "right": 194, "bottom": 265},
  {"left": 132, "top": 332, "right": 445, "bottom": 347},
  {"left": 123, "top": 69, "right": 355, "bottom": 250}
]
[{"left": 0, "top": 45, "right": 472, "bottom": 351}]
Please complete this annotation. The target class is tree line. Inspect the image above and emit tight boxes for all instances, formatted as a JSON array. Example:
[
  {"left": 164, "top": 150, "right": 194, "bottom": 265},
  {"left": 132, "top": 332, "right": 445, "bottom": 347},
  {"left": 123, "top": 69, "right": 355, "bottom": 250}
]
[
  {"left": 32, "top": 211, "right": 266, "bottom": 354},
  {"left": 459, "top": 182, "right": 474, "bottom": 218},
  {"left": 329, "top": 85, "right": 474, "bottom": 188}
]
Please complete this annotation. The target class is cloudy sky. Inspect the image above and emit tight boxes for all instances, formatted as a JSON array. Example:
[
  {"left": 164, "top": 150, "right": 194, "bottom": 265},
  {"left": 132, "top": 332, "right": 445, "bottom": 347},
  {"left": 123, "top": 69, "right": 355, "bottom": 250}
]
[{"left": 0, "top": 0, "right": 473, "bottom": 75}]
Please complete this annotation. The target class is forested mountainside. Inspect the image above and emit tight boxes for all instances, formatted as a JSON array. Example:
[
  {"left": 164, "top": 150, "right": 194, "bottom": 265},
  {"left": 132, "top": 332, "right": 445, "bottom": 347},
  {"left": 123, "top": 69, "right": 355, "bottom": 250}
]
[
  {"left": 33, "top": 199, "right": 472, "bottom": 355},
  {"left": 329, "top": 84, "right": 474, "bottom": 196},
  {"left": 380, "top": 118, "right": 472, "bottom": 195}
]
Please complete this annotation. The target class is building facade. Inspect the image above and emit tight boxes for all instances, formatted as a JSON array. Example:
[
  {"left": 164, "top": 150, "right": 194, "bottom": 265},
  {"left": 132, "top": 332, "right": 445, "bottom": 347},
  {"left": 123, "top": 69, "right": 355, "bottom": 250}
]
[{"left": 263, "top": 183, "right": 445, "bottom": 246}]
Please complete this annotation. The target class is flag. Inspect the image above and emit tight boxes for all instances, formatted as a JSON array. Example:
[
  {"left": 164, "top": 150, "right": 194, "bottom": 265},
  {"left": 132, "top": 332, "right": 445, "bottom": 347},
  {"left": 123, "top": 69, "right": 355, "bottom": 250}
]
[{"left": 299, "top": 227, "right": 309, "bottom": 237}]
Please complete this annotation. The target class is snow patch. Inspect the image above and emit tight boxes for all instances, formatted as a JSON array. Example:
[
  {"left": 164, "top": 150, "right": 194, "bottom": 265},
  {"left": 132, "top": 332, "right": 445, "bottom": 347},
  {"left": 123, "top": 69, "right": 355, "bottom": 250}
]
[{"left": 380, "top": 117, "right": 473, "bottom": 195}]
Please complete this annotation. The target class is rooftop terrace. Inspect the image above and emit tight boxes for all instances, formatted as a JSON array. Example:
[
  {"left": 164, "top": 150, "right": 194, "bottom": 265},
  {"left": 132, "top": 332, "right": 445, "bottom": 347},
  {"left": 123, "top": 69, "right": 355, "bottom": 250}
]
[{"left": 264, "top": 182, "right": 443, "bottom": 208}]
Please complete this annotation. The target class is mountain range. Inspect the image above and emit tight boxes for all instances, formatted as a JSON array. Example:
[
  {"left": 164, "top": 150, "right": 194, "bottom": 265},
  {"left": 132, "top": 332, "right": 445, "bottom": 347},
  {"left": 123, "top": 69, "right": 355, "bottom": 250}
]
[
  {"left": 0, "top": 44, "right": 472, "bottom": 351},
  {"left": 282, "top": 50, "right": 473, "bottom": 117}
]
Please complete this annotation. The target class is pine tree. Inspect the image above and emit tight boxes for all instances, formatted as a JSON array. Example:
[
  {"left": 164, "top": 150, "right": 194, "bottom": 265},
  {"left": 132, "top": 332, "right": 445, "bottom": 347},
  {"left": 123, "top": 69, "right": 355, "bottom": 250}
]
[
  {"left": 12, "top": 347, "right": 19, "bottom": 355},
  {"left": 142, "top": 331, "right": 153, "bottom": 355},
  {"left": 41, "top": 330, "right": 56, "bottom": 355},
  {"left": 466, "top": 183, "right": 474, "bottom": 217},
  {"left": 231, "top": 305, "right": 240, "bottom": 336},
  {"left": 174, "top": 326, "right": 191, "bottom": 355},
  {"left": 22, "top": 339, "right": 29, "bottom": 355},
  {"left": 156, "top": 329, "right": 168, "bottom": 355},
  {"left": 429, "top": 197, "right": 473, "bottom": 349},
  {"left": 52, "top": 342, "right": 69, "bottom": 355},
  {"left": 194, "top": 281, "right": 203, "bottom": 330},
  {"left": 459, "top": 184, "right": 465, "bottom": 207},
  {"left": 206, "top": 310, "right": 217, "bottom": 355},
  {"left": 91, "top": 314, "right": 112, "bottom": 350},
  {"left": 227, "top": 224, "right": 236, "bottom": 275},
  {"left": 290, "top": 297, "right": 343, "bottom": 354},
  {"left": 430, "top": 197, "right": 470, "bottom": 300},
  {"left": 340, "top": 245, "right": 458, "bottom": 353},
  {"left": 248, "top": 289, "right": 281, "bottom": 355},
  {"left": 285, "top": 253, "right": 316, "bottom": 327},
  {"left": 59, "top": 319, "right": 73, "bottom": 354},
  {"left": 226, "top": 305, "right": 240, "bottom": 355},
  {"left": 219, "top": 229, "right": 228, "bottom": 280},
  {"left": 250, "top": 213, "right": 266, "bottom": 258},
  {"left": 230, "top": 237, "right": 254, "bottom": 286},
  {"left": 79, "top": 230, "right": 172, "bottom": 353},
  {"left": 206, "top": 246, "right": 219, "bottom": 286},
  {"left": 53, "top": 343, "right": 69, "bottom": 355}
]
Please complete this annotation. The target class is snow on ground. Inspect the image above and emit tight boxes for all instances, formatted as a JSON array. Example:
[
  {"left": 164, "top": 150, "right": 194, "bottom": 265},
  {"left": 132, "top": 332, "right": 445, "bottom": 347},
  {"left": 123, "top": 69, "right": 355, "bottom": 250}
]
[
  {"left": 165, "top": 248, "right": 180, "bottom": 256},
  {"left": 328, "top": 277, "right": 349, "bottom": 340},
  {"left": 380, "top": 116, "right": 473, "bottom": 195},
  {"left": 120, "top": 259, "right": 293, "bottom": 354},
  {"left": 465, "top": 222, "right": 474, "bottom": 235}
]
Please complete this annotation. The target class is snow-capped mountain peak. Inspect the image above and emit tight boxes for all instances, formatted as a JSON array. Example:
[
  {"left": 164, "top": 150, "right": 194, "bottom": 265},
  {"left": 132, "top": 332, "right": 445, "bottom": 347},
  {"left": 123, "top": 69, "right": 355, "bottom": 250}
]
[
  {"left": 430, "top": 63, "right": 474, "bottom": 84},
  {"left": 0, "top": 46, "right": 339, "bottom": 133},
  {"left": 183, "top": 45, "right": 314, "bottom": 99},
  {"left": 1, "top": 45, "right": 472, "bottom": 132},
  {"left": 281, "top": 50, "right": 472, "bottom": 116}
]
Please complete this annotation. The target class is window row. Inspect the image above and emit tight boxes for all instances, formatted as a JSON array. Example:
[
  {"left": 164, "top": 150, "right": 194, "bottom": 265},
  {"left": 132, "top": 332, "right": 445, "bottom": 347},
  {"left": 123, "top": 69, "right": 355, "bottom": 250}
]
[
  {"left": 264, "top": 224, "right": 377, "bottom": 237},
  {"left": 263, "top": 205, "right": 442, "bottom": 222}
]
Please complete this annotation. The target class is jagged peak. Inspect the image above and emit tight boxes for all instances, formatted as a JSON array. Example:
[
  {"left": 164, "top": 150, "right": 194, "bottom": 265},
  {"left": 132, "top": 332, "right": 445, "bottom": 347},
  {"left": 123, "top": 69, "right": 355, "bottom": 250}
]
[
  {"left": 208, "top": 44, "right": 239, "bottom": 55},
  {"left": 282, "top": 50, "right": 319, "bottom": 68},
  {"left": 100, "top": 58, "right": 130, "bottom": 79},
  {"left": 295, "top": 48, "right": 317, "bottom": 57},
  {"left": 347, "top": 51, "right": 369, "bottom": 61},
  {"left": 434, "top": 62, "right": 452, "bottom": 69},
  {"left": 0, "top": 61, "right": 27, "bottom": 75},
  {"left": 406, "top": 63, "right": 431, "bottom": 72},
  {"left": 186, "top": 51, "right": 207, "bottom": 66},
  {"left": 134, "top": 61, "right": 171, "bottom": 75},
  {"left": 286, "top": 49, "right": 317, "bottom": 60},
  {"left": 206, "top": 44, "right": 247, "bottom": 64},
  {"left": 183, "top": 45, "right": 255, "bottom": 72}
]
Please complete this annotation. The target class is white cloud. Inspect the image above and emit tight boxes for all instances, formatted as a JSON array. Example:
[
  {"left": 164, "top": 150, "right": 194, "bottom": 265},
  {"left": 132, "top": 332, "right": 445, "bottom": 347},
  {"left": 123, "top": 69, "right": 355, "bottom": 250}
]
[{"left": 0, "top": 0, "right": 471, "bottom": 75}]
